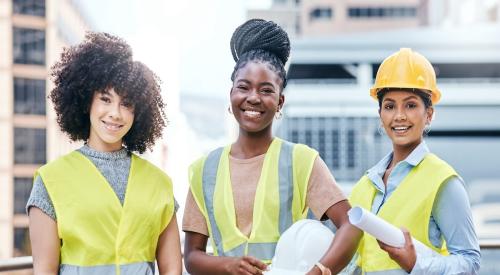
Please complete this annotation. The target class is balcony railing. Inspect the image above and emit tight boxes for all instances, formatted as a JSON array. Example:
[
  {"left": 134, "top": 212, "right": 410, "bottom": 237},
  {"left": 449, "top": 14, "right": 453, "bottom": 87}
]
[
  {"left": 0, "top": 256, "right": 32, "bottom": 272},
  {"left": 1, "top": 241, "right": 500, "bottom": 273}
]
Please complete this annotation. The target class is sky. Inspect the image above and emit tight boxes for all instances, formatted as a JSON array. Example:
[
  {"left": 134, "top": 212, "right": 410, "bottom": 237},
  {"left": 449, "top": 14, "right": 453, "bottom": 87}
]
[
  {"left": 77, "top": 0, "right": 272, "bottom": 211},
  {"left": 80, "top": 0, "right": 272, "bottom": 100}
]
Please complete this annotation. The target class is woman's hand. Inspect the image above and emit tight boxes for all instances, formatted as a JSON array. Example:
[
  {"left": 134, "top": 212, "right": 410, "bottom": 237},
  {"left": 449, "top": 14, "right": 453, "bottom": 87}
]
[
  {"left": 306, "top": 264, "right": 332, "bottom": 275},
  {"left": 377, "top": 228, "right": 417, "bottom": 273},
  {"left": 225, "top": 256, "right": 267, "bottom": 275}
]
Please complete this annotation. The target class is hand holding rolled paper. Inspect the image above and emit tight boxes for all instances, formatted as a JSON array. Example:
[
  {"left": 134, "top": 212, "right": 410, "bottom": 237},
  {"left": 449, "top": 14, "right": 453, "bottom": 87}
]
[
  {"left": 347, "top": 206, "right": 439, "bottom": 258},
  {"left": 377, "top": 228, "right": 417, "bottom": 273}
]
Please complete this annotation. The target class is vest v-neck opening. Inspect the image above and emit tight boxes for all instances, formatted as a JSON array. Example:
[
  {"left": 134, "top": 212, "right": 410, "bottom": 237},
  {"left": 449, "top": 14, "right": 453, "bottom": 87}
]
[
  {"left": 74, "top": 151, "right": 134, "bottom": 210},
  {"left": 226, "top": 138, "right": 280, "bottom": 239}
]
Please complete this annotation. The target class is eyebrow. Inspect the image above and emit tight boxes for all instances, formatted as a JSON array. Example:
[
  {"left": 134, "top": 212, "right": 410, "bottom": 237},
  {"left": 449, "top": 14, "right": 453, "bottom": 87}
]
[
  {"left": 383, "top": 95, "right": 419, "bottom": 102},
  {"left": 236, "top": 79, "right": 276, "bottom": 89},
  {"left": 99, "top": 89, "right": 111, "bottom": 96}
]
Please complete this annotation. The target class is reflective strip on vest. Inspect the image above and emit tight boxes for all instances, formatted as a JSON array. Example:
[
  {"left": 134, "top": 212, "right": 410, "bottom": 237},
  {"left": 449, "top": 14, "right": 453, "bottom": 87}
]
[
  {"left": 202, "top": 141, "right": 294, "bottom": 259},
  {"left": 224, "top": 243, "right": 246, "bottom": 257},
  {"left": 278, "top": 141, "right": 294, "bottom": 234},
  {"left": 248, "top": 243, "right": 277, "bottom": 260},
  {"left": 203, "top": 147, "right": 225, "bottom": 256},
  {"left": 59, "top": 262, "right": 154, "bottom": 275}
]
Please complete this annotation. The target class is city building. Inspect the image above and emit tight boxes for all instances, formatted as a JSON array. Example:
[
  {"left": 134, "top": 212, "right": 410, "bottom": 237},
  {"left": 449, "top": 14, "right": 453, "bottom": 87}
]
[
  {"left": 275, "top": 24, "right": 500, "bottom": 239},
  {"left": 248, "top": 0, "right": 500, "bottom": 37},
  {"left": 248, "top": 0, "right": 426, "bottom": 37},
  {"left": 0, "top": 0, "right": 90, "bottom": 259}
]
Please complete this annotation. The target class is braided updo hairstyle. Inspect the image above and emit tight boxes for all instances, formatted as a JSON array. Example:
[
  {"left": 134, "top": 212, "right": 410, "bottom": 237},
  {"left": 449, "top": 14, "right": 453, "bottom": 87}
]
[{"left": 230, "top": 19, "right": 290, "bottom": 90}]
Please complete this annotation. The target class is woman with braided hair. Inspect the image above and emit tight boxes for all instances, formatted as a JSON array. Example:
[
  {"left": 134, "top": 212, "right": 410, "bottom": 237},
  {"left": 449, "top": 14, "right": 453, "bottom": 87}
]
[
  {"left": 182, "top": 19, "right": 362, "bottom": 275},
  {"left": 27, "top": 32, "right": 182, "bottom": 275}
]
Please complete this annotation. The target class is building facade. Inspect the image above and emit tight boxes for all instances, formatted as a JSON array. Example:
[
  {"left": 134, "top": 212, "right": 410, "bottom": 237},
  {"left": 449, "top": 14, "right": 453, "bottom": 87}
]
[
  {"left": 248, "top": 0, "right": 500, "bottom": 37},
  {"left": 275, "top": 25, "right": 500, "bottom": 239},
  {"left": 0, "top": 0, "right": 89, "bottom": 259}
]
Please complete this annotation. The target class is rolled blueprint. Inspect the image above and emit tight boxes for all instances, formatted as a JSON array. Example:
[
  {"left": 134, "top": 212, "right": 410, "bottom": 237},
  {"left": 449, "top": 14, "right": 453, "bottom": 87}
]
[{"left": 348, "top": 206, "right": 439, "bottom": 257}]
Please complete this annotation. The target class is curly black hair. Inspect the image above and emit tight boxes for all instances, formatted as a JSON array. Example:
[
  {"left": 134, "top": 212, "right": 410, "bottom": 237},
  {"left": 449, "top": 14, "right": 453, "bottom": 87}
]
[
  {"left": 49, "top": 32, "right": 166, "bottom": 153},
  {"left": 230, "top": 19, "right": 290, "bottom": 90}
]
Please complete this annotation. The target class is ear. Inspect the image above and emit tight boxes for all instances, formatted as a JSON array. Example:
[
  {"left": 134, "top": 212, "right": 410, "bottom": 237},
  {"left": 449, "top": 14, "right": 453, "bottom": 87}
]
[
  {"left": 278, "top": 93, "right": 285, "bottom": 110},
  {"left": 426, "top": 106, "right": 434, "bottom": 124}
]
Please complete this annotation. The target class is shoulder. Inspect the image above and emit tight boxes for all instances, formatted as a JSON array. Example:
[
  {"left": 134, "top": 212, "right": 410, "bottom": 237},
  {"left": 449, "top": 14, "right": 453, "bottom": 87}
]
[
  {"left": 282, "top": 139, "right": 316, "bottom": 152},
  {"left": 422, "top": 153, "right": 456, "bottom": 172},
  {"left": 189, "top": 146, "right": 226, "bottom": 172},
  {"left": 131, "top": 153, "right": 172, "bottom": 183},
  {"left": 189, "top": 155, "right": 208, "bottom": 172},
  {"left": 282, "top": 140, "right": 318, "bottom": 158},
  {"left": 38, "top": 150, "right": 81, "bottom": 174}
]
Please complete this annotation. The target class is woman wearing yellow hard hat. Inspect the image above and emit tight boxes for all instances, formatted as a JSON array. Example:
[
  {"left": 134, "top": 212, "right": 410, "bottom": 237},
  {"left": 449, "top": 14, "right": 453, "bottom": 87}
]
[{"left": 349, "top": 48, "right": 480, "bottom": 274}]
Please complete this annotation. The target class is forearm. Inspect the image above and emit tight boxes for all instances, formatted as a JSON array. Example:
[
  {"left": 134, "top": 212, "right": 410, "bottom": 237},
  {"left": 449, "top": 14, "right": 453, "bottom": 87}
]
[
  {"left": 310, "top": 200, "right": 363, "bottom": 274},
  {"left": 156, "top": 217, "right": 182, "bottom": 275},
  {"left": 29, "top": 208, "right": 60, "bottom": 275},
  {"left": 410, "top": 251, "right": 480, "bottom": 275},
  {"left": 184, "top": 250, "right": 234, "bottom": 275},
  {"left": 320, "top": 223, "right": 362, "bottom": 274}
]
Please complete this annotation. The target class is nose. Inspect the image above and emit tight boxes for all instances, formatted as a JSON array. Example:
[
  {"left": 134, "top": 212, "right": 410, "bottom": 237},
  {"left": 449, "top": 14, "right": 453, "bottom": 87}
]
[
  {"left": 395, "top": 106, "right": 407, "bottom": 121},
  {"left": 246, "top": 89, "right": 261, "bottom": 104},
  {"left": 108, "top": 102, "right": 122, "bottom": 120}
]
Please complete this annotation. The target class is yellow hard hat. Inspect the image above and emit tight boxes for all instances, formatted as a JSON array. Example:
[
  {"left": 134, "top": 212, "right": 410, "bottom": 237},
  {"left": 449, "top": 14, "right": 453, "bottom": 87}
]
[{"left": 370, "top": 48, "right": 441, "bottom": 104}]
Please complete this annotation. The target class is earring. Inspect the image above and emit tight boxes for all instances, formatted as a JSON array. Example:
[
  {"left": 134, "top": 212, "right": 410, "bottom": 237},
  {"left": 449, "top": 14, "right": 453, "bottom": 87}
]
[
  {"left": 377, "top": 123, "right": 385, "bottom": 136},
  {"left": 275, "top": 109, "right": 283, "bottom": 119},
  {"left": 227, "top": 106, "right": 232, "bottom": 114},
  {"left": 424, "top": 123, "right": 431, "bottom": 135}
]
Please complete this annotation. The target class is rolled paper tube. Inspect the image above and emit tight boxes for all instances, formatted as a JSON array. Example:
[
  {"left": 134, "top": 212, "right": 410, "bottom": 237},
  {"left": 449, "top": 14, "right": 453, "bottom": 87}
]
[{"left": 348, "top": 206, "right": 439, "bottom": 257}]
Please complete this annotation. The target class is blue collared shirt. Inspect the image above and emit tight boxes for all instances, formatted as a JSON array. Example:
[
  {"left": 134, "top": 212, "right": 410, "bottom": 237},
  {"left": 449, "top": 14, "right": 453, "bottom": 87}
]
[{"left": 363, "top": 141, "right": 480, "bottom": 275}]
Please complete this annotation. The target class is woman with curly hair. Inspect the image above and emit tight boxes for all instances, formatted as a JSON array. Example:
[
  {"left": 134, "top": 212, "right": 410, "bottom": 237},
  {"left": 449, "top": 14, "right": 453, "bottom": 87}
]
[
  {"left": 182, "top": 19, "right": 362, "bottom": 275},
  {"left": 27, "top": 32, "right": 182, "bottom": 275}
]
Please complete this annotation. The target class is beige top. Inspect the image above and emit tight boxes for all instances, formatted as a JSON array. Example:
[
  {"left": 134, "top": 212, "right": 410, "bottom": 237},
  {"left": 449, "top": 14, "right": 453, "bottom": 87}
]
[{"left": 182, "top": 153, "right": 346, "bottom": 237}]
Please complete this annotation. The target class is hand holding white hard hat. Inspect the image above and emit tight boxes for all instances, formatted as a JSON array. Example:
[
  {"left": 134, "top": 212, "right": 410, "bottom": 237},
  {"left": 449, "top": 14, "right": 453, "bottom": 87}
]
[{"left": 265, "top": 219, "right": 334, "bottom": 275}]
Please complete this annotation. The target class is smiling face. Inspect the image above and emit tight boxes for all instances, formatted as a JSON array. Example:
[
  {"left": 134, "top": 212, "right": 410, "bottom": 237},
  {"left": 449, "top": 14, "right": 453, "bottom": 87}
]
[
  {"left": 379, "top": 90, "right": 434, "bottom": 151},
  {"left": 230, "top": 61, "right": 284, "bottom": 136},
  {"left": 88, "top": 88, "right": 134, "bottom": 152}
]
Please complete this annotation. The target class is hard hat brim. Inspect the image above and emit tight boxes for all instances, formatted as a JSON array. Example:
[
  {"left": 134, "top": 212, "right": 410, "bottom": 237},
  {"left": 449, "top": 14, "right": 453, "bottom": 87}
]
[{"left": 370, "top": 87, "right": 441, "bottom": 105}]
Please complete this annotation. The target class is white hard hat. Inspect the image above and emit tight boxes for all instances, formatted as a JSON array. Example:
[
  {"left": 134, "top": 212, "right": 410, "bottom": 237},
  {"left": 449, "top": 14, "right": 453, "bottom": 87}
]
[{"left": 265, "top": 219, "right": 334, "bottom": 275}]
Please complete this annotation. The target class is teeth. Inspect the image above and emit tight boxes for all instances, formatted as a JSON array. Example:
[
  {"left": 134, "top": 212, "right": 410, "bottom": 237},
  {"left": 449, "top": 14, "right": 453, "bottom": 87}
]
[
  {"left": 103, "top": 121, "right": 122, "bottom": 130},
  {"left": 394, "top": 127, "right": 408, "bottom": 130},
  {"left": 245, "top": 110, "right": 261, "bottom": 117}
]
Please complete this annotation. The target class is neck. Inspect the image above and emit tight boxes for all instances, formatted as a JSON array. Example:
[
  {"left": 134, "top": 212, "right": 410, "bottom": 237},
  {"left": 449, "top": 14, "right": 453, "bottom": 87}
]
[
  {"left": 390, "top": 140, "right": 421, "bottom": 168},
  {"left": 232, "top": 129, "right": 274, "bottom": 159},
  {"left": 87, "top": 139, "right": 123, "bottom": 152}
]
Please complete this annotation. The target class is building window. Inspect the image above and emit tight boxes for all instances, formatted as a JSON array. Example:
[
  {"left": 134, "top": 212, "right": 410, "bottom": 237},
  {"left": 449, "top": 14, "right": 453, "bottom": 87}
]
[
  {"left": 14, "top": 177, "right": 33, "bottom": 214},
  {"left": 14, "top": 128, "right": 46, "bottom": 164},
  {"left": 283, "top": 116, "right": 381, "bottom": 181},
  {"left": 14, "top": 227, "right": 31, "bottom": 256},
  {"left": 14, "top": 78, "right": 46, "bottom": 115},
  {"left": 13, "top": 27, "right": 46, "bottom": 65},
  {"left": 13, "top": 0, "right": 45, "bottom": 17},
  {"left": 310, "top": 7, "right": 333, "bottom": 21},
  {"left": 348, "top": 7, "right": 417, "bottom": 19},
  {"left": 330, "top": 129, "right": 340, "bottom": 169},
  {"left": 347, "top": 129, "right": 356, "bottom": 168}
]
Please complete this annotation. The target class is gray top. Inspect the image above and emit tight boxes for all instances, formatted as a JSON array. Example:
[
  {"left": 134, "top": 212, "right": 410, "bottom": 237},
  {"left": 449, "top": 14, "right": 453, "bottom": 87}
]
[{"left": 26, "top": 145, "right": 178, "bottom": 220}]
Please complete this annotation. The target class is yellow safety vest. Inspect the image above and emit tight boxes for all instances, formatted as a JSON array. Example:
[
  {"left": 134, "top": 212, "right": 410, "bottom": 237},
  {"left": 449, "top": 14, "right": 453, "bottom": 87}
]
[
  {"left": 36, "top": 151, "right": 175, "bottom": 275},
  {"left": 349, "top": 153, "right": 456, "bottom": 273},
  {"left": 189, "top": 138, "right": 318, "bottom": 263}
]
